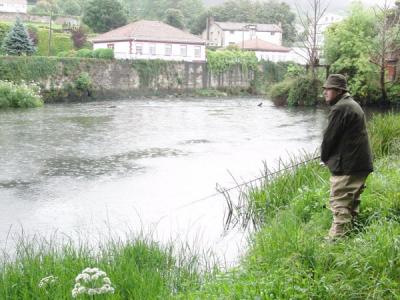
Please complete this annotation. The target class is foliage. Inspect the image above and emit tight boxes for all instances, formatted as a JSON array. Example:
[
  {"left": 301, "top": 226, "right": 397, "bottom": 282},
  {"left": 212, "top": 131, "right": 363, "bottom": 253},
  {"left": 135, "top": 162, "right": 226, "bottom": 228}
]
[
  {"left": 287, "top": 76, "right": 322, "bottom": 106},
  {"left": 324, "top": 3, "right": 380, "bottom": 103},
  {"left": 0, "top": 22, "right": 11, "bottom": 54},
  {"left": 387, "top": 83, "right": 400, "bottom": 103},
  {"left": 36, "top": 29, "right": 74, "bottom": 56},
  {"left": 76, "top": 48, "right": 93, "bottom": 58},
  {"left": 83, "top": 0, "right": 127, "bottom": 33},
  {"left": 0, "top": 80, "right": 43, "bottom": 108},
  {"left": 206, "top": 49, "right": 258, "bottom": 75},
  {"left": 74, "top": 72, "right": 91, "bottom": 91},
  {"left": 120, "top": 0, "right": 205, "bottom": 34},
  {"left": 58, "top": 0, "right": 81, "bottom": 16},
  {"left": 164, "top": 8, "right": 185, "bottom": 29},
  {"left": 71, "top": 26, "right": 88, "bottom": 49},
  {"left": 267, "top": 78, "right": 294, "bottom": 106},
  {"left": 0, "top": 56, "right": 58, "bottom": 82},
  {"left": 93, "top": 48, "right": 114, "bottom": 59},
  {"left": 2, "top": 18, "right": 36, "bottom": 56},
  {"left": 132, "top": 60, "right": 179, "bottom": 88}
]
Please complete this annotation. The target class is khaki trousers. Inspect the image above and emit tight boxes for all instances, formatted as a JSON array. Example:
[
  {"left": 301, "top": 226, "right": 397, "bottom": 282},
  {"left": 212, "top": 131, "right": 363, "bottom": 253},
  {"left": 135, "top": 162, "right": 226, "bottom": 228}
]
[{"left": 328, "top": 175, "right": 367, "bottom": 238}]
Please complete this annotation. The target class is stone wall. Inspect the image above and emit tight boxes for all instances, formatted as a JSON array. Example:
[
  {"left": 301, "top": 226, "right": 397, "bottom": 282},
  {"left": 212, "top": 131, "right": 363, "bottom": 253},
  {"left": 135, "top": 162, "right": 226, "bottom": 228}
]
[
  {"left": 0, "top": 57, "right": 255, "bottom": 101},
  {"left": 42, "top": 59, "right": 254, "bottom": 99}
]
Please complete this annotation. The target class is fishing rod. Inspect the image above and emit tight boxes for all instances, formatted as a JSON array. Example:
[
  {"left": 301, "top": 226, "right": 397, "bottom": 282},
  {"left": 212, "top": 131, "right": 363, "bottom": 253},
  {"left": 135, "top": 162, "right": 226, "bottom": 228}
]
[{"left": 174, "top": 155, "right": 321, "bottom": 211}]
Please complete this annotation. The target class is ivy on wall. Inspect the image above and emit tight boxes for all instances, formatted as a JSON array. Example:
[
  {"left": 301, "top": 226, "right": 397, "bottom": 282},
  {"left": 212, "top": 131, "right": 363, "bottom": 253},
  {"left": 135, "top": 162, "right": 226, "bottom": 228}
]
[
  {"left": 131, "top": 59, "right": 181, "bottom": 88},
  {"left": 206, "top": 49, "right": 258, "bottom": 74}
]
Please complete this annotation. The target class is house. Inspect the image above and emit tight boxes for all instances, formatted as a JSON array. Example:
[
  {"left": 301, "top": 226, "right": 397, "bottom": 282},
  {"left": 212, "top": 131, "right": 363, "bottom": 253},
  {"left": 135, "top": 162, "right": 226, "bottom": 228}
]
[
  {"left": 316, "top": 13, "right": 343, "bottom": 48},
  {"left": 202, "top": 19, "right": 283, "bottom": 47},
  {"left": 0, "top": 0, "right": 27, "bottom": 14},
  {"left": 91, "top": 20, "right": 206, "bottom": 62},
  {"left": 237, "top": 38, "right": 290, "bottom": 62}
]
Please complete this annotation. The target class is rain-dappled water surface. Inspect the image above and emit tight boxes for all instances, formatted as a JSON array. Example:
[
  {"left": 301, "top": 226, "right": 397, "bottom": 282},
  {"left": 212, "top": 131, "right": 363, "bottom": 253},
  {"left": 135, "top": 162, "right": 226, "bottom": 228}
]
[{"left": 0, "top": 98, "right": 328, "bottom": 263}]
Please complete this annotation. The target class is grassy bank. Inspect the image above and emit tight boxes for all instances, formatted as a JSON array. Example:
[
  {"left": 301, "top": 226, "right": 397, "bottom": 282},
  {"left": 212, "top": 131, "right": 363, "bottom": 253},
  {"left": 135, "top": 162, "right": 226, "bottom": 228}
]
[
  {"left": 178, "top": 113, "right": 400, "bottom": 299},
  {"left": 1, "top": 114, "right": 399, "bottom": 299}
]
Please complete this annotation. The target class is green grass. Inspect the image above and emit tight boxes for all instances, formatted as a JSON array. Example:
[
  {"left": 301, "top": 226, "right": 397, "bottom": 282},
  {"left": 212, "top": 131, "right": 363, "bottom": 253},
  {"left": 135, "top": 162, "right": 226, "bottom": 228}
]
[
  {"left": 1, "top": 113, "right": 400, "bottom": 299},
  {"left": 0, "top": 233, "right": 213, "bottom": 299}
]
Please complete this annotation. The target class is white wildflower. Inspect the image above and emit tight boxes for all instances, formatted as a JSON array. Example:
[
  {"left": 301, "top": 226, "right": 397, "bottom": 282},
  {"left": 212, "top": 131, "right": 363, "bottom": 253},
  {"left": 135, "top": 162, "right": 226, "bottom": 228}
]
[
  {"left": 38, "top": 275, "right": 58, "bottom": 289},
  {"left": 72, "top": 267, "right": 115, "bottom": 298}
]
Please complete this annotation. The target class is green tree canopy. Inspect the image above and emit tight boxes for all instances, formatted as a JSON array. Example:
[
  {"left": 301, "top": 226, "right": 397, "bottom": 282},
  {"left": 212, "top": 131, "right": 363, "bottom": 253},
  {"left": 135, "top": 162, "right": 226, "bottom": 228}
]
[
  {"left": 83, "top": 0, "right": 127, "bottom": 33},
  {"left": 58, "top": 0, "right": 81, "bottom": 16},
  {"left": 2, "top": 18, "right": 35, "bottom": 56},
  {"left": 164, "top": 9, "right": 185, "bottom": 29},
  {"left": 324, "top": 3, "right": 379, "bottom": 102}
]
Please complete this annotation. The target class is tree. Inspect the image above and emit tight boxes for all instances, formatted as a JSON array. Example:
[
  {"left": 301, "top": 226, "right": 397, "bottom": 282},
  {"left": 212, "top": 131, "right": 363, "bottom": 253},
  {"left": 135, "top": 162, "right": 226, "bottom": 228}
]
[
  {"left": 295, "top": 0, "right": 329, "bottom": 80},
  {"left": 324, "top": 3, "right": 379, "bottom": 102},
  {"left": 370, "top": 0, "right": 400, "bottom": 103},
  {"left": 83, "top": 0, "right": 127, "bottom": 33},
  {"left": 71, "top": 26, "right": 87, "bottom": 49},
  {"left": 58, "top": 0, "right": 81, "bottom": 16},
  {"left": 2, "top": 18, "right": 35, "bottom": 56},
  {"left": 164, "top": 9, "right": 185, "bottom": 29}
]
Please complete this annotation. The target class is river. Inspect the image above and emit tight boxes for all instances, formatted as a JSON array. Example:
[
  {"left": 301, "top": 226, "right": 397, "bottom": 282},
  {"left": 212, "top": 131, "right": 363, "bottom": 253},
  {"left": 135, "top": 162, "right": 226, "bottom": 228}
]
[{"left": 0, "top": 98, "right": 328, "bottom": 264}]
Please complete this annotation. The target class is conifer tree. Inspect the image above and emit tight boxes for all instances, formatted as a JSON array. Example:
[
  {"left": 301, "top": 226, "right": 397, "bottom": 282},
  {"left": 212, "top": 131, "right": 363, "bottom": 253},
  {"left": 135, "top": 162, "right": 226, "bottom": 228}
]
[{"left": 2, "top": 18, "right": 35, "bottom": 56}]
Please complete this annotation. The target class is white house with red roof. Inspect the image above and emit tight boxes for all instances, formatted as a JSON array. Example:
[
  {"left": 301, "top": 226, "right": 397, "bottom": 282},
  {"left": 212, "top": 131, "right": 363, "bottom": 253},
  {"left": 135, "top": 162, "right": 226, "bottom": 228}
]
[
  {"left": 0, "top": 0, "right": 27, "bottom": 14},
  {"left": 91, "top": 20, "right": 206, "bottom": 62},
  {"left": 202, "top": 20, "right": 283, "bottom": 47},
  {"left": 237, "top": 38, "right": 307, "bottom": 64}
]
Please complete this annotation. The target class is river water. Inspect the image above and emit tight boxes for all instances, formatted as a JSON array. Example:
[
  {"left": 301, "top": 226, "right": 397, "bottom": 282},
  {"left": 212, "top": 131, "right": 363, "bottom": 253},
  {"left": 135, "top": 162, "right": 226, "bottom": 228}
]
[{"left": 0, "top": 98, "right": 328, "bottom": 264}]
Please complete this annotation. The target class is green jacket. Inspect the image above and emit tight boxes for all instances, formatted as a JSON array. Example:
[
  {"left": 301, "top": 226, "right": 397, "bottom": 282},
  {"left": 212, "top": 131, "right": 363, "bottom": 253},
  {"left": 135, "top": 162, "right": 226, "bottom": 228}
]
[{"left": 321, "top": 93, "right": 373, "bottom": 175}]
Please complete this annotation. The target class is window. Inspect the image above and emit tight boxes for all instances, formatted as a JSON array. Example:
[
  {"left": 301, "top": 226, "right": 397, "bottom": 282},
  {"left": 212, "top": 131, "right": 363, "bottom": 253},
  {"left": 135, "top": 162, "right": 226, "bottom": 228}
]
[
  {"left": 194, "top": 46, "right": 201, "bottom": 58},
  {"left": 180, "top": 45, "right": 187, "bottom": 57},
  {"left": 271, "top": 32, "right": 275, "bottom": 36},
  {"left": 165, "top": 44, "right": 172, "bottom": 56},
  {"left": 135, "top": 44, "right": 143, "bottom": 55},
  {"left": 107, "top": 43, "right": 114, "bottom": 49},
  {"left": 149, "top": 44, "right": 156, "bottom": 55},
  {"left": 230, "top": 30, "right": 234, "bottom": 34}
]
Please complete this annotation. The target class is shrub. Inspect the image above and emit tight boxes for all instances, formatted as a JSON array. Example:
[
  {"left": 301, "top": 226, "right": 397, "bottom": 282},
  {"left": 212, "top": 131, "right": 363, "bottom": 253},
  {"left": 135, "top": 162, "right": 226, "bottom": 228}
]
[
  {"left": 387, "top": 83, "right": 400, "bottom": 104},
  {"left": 93, "top": 48, "right": 114, "bottom": 59},
  {"left": 268, "top": 79, "right": 294, "bottom": 106},
  {"left": 287, "top": 76, "right": 322, "bottom": 106},
  {"left": 76, "top": 49, "right": 94, "bottom": 58},
  {"left": 74, "top": 72, "right": 91, "bottom": 91},
  {"left": 0, "top": 80, "right": 43, "bottom": 108}
]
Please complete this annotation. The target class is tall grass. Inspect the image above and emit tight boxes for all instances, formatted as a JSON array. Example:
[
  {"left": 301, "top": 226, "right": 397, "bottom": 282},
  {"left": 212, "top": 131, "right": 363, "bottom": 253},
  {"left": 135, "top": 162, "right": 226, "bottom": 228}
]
[
  {"left": 0, "top": 80, "right": 43, "bottom": 109},
  {"left": 0, "top": 232, "right": 216, "bottom": 299}
]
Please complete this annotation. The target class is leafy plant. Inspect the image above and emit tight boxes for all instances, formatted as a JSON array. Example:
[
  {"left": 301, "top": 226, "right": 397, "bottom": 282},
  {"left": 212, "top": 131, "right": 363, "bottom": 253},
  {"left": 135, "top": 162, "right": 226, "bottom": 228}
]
[{"left": 0, "top": 80, "right": 43, "bottom": 108}]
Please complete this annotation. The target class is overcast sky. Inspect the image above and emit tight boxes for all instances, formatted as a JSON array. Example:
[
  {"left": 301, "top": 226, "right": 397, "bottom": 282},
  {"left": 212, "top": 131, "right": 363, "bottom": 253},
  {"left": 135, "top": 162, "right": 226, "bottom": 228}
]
[{"left": 203, "top": 0, "right": 396, "bottom": 14}]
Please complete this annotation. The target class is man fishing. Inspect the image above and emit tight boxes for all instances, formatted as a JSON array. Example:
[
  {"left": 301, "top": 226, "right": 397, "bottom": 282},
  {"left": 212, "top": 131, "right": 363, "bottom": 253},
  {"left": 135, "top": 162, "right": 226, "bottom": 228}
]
[{"left": 320, "top": 74, "right": 373, "bottom": 240}]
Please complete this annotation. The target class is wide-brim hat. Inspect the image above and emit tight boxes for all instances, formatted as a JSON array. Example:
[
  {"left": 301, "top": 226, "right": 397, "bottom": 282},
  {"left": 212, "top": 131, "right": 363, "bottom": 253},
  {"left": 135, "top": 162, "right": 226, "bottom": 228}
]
[{"left": 323, "top": 74, "right": 348, "bottom": 91}]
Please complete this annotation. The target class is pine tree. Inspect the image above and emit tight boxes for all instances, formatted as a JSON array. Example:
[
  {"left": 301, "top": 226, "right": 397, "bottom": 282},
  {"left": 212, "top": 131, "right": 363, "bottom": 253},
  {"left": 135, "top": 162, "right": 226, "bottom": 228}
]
[{"left": 2, "top": 18, "right": 35, "bottom": 56}]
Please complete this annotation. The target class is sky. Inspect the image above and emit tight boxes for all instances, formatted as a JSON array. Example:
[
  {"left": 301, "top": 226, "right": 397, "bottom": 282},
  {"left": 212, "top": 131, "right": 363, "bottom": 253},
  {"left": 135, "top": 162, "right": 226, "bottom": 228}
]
[{"left": 203, "top": 0, "right": 396, "bottom": 14}]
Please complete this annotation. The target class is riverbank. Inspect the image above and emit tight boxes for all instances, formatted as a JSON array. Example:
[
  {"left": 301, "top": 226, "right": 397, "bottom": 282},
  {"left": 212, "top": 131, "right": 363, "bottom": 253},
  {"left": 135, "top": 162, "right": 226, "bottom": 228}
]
[{"left": 1, "top": 112, "right": 399, "bottom": 298}]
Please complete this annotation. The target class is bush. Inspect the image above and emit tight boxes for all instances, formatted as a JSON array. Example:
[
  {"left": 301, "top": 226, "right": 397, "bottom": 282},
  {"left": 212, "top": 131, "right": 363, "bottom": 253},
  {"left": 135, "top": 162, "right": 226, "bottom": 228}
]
[
  {"left": 268, "top": 79, "right": 294, "bottom": 106},
  {"left": 0, "top": 80, "right": 43, "bottom": 108},
  {"left": 57, "top": 50, "right": 76, "bottom": 57},
  {"left": 76, "top": 49, "right": 94, "bottom": 58},
  {"left": 93, "top": 48, "right": 114, "bottom": 59},
  {"left": 387, "top": 83, "right": 400, "bottom": 104},
  {"left": 74, "top": 72, "right": 91, "bottom": 91},
  {"left": 287, "top": 76, "right": 322, "bottom": 106}
]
